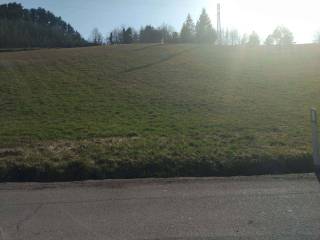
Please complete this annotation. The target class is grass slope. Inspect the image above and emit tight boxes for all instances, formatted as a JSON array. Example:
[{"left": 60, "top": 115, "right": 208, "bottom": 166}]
[{"left": 0, "top": 44, "right": 319, "bottom": 181}]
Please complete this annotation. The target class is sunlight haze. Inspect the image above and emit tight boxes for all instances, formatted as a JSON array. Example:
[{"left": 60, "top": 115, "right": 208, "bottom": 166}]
[
  {"left": 2, "top": 0, "right": 319, "bottom": 43},
  {"left": 213, "top": 0, "right": 320, "bottom": 43}
]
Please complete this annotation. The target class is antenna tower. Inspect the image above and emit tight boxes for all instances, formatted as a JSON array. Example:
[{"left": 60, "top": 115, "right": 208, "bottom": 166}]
[{"left": 217, "top": 3, "right": 222, "bottom": 44}]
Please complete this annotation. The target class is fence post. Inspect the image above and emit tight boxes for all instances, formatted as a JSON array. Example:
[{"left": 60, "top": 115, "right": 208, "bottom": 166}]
[{"left": 311, "top": 108, "right": 320, "bottom": 179}]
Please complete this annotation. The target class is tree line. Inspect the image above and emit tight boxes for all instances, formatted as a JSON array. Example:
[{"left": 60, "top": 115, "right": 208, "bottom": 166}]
[
  {"left": 0, "top": 2, "right": 87, "bottom": 48},
  {"left": 91, "top": 9, "right": 217, "bottom": 45},
  {"left": 0, "top": 3, "right": 306, "bottom": 48},
  {"left": 91, "top": 9, "right": 296, "bottom": 46}
]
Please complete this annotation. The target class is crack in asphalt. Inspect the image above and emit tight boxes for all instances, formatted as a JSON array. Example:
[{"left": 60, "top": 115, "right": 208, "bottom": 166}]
[
  {"left": 1, "top": 175, "right": 319, "bottom": 240},
  {"left": 59, "top": 204, "right": 103, "bottom": 240},
  {"left": 15, "top": 204, "right": 43, "bottom": 232}
]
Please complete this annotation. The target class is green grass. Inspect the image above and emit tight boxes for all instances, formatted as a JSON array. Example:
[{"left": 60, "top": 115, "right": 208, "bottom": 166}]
[{"left": 0, "top": 44, "right": 319, "bottom": 181}]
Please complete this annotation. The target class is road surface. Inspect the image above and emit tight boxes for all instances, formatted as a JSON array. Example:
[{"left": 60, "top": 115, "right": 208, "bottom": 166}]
[{"left": 0, "top": 174, "right": 320, "bottom": 240}]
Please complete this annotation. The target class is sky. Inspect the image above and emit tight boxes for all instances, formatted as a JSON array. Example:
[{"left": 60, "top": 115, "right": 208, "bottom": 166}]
[{"left": 1, "top": 0, "right": 320, "bottom": 43}]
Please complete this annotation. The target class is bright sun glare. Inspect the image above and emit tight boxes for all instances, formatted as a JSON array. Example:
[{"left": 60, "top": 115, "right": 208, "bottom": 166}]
[{"left": 205, "top": 0, "right": 320, "bottom": 43}]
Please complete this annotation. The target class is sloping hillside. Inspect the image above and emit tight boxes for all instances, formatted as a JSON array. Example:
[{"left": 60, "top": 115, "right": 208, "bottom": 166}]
[{"left": 1, "top": 44, "right": 320, "bottom": 181}]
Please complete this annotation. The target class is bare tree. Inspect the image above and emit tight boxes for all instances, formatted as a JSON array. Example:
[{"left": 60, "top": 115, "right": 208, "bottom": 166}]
[
  {"left": 160, "top": 24, "right": 178, "bottom": 43},
  {"left": 221, "top": 29, "right": 230, "bottom": 45},
  {"left": 132, "top": 30, "right": 139, "bottom": 43},
  {"left": 109, "top": 27, "right": 123, "bottom": 44},
  {"left": 230, "top": 29, "right": 240, "bottom": 46},
  {"left": 220, "top": 29, "right": 240, "bottom": 46},
  {"left": 241, "top": 34, "right": 248, "bottom": 45},
  {"left": 90, "top": 28, "right": 103, "bottom": 45},
  {"left": 314, "top": 32, "right": 320, "bottom": 43}
]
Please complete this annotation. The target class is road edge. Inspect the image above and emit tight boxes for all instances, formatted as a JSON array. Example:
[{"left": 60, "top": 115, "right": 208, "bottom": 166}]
[{"left": 0, "top": 173, "right": 317, "bottom": 191}]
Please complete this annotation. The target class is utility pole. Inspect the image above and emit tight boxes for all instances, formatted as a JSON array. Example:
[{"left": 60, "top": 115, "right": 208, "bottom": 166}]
[
  {"left": 311, "top": 108, "right": 320, "bottom": 181},
  {"left": 217, "top": 3, "right": 222, "bottom": 45}
]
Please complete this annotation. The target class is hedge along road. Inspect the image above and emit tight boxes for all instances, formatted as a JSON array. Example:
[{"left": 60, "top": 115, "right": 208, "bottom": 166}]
[{"left": 0, "top": 174, "right": 320, "bottom": 240}]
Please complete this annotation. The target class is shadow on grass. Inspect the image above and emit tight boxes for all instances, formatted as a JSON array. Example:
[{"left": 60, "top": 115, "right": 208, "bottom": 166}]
[
  {"left": 124, "top": 47, "right": 197, "bottom": 73},
  {"left": 0, "top": 153, "right": 314, "bottom": 182},
  {"left": 133, "top": 44, "right": 163, "bottom": 52},
  {"left": 0, "top": 48, "right": 40, "bottom": 53}
]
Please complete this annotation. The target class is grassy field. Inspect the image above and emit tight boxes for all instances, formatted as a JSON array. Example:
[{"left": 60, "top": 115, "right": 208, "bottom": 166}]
[{"left": 0, "top": 44, "right": 319, "bottom": 181}]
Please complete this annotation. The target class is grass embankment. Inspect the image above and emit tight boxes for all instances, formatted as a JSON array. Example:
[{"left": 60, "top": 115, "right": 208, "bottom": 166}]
[{"left": 0, "top": 44, "right": 319, "bottom": 181}]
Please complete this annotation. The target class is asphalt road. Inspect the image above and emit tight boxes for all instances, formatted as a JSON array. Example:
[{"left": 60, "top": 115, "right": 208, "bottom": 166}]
[{"left": 0, "top": 174, "right": 320, "bottom": 240}]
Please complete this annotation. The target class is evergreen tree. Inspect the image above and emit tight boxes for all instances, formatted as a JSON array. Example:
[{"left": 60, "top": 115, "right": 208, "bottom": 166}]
[
  {"left": 108, "top": 32, "right": 113, "bottom": 45},
  {"left": 123, "top": 27, "right": 133, "bottom": 44},
  {"left": 140, "top": 25, "right": 162, "bottom": 43},
  {"left": 110, "top": 27, "right": 135, "bottom": 44},
  {"left": 0, "top": 2, "right": 87, "bottom": 48},
  {"left": 180, "top": 14, "right": 195, "bottom": 43},
  {"left": 195, "top": 9, "right": 217, "bottom": 44},
  {"left": 247, "top": 31, "right": 260, "bottom": 46}
]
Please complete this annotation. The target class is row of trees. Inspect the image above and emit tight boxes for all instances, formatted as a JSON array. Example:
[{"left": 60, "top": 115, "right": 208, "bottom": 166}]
[
  {"left": 90, "top": 9, "right": 217, "bottom": 45},
  {"left": 0, "top": 3, "right": 300, "bottom": 48},
  {"left": 0, "top": 3, "right": 87, "bottom": 48},
  {"left": 229, "top": 27, "right": 294, "bottom": 46},
  {"left": 90, "top": 9, "right": 295, "bottom": 47},
  {"left": 181, "top": 10, "right": 217, "bottom": 43},
  {"left": 90, "top": 25, "right": 179, "bottom": 45}
]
